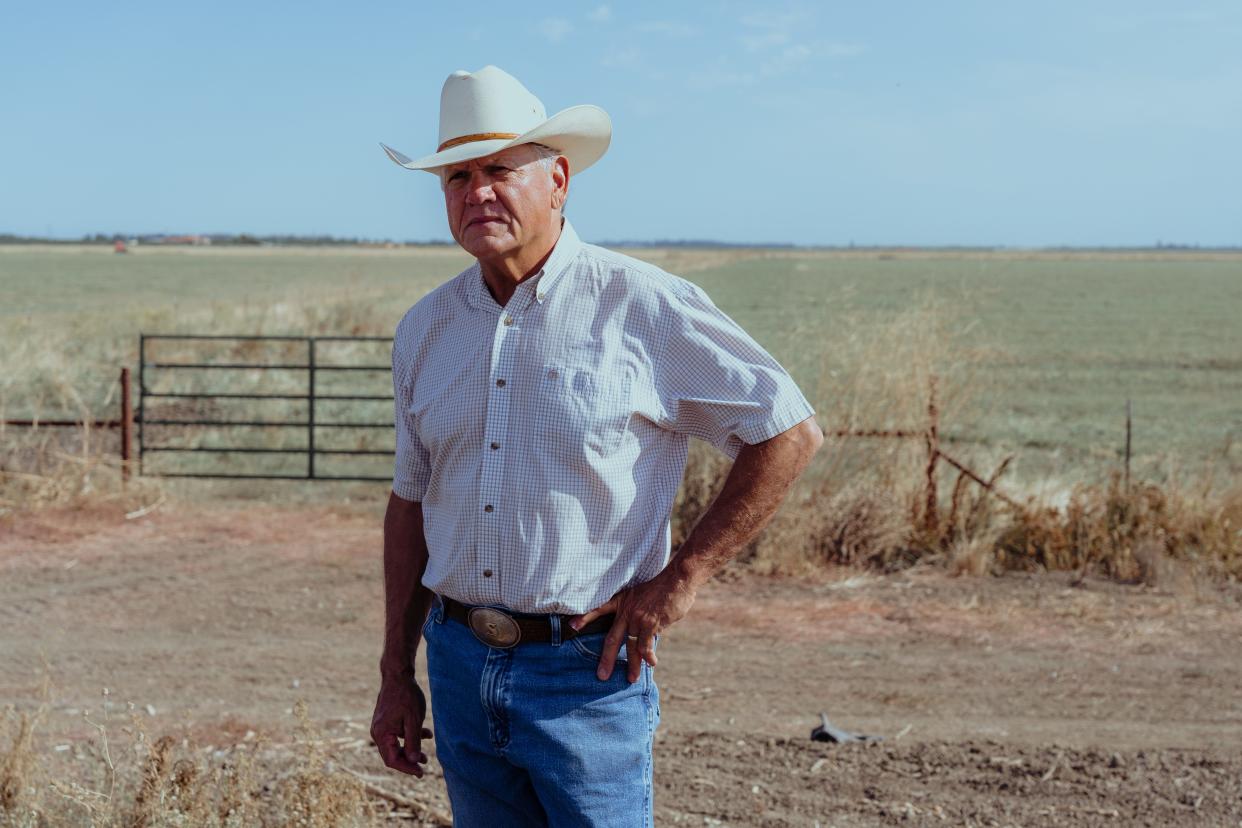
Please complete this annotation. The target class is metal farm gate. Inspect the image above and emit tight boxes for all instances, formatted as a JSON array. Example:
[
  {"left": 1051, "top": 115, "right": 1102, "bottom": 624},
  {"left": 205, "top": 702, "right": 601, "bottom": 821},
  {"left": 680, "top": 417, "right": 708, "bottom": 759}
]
[
  {"left": 41, "top": 336, "right": 1021, "bottom": 520},
  {"left": 138, "top": 334, "right": 395, "bottom": 481}
]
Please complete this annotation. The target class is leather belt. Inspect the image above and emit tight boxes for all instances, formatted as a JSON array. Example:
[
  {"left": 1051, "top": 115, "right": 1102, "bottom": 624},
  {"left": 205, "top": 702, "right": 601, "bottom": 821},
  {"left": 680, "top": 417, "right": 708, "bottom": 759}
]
[{"left": 440, "top": 596, "right": 614, "bottom": 649}]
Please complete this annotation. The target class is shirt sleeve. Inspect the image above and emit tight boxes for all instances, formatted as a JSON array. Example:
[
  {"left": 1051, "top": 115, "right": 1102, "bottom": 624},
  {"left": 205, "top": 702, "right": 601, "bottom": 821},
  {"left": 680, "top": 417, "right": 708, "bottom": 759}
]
[
  {"left": 656, "top": 280, "right": 816, "bottom": 459},
  {"left": 391, "top": 331, "right": 431, "bottom": 502}
]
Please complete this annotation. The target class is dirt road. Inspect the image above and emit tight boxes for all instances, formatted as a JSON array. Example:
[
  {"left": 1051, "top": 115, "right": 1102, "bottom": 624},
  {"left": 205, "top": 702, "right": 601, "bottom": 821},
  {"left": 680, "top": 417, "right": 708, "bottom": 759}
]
[{"left": 3, "top": 500, "right": 1240, "bottom": 825}]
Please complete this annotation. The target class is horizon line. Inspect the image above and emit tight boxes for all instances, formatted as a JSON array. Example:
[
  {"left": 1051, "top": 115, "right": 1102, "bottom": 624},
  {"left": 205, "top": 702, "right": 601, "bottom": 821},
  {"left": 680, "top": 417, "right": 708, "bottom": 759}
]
[{"left": 2, "top": 231, "right": 1238, "bottom": 253}]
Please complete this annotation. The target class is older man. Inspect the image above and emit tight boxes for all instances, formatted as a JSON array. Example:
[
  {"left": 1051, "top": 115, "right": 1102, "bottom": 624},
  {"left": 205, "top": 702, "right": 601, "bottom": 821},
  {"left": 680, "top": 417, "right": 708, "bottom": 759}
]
[{"left": 371, "top": 66, "right": 822, "bottom": 827}]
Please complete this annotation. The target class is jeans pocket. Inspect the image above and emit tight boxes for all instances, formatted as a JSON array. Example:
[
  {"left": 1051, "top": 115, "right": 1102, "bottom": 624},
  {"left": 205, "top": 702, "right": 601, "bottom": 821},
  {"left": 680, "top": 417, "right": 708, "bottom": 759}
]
[
  {"left": 421, "top": 597, "right": 440, "bottom": 638},
  {"left": 569, "top": 631, "right": 627, "bottom": 664}
]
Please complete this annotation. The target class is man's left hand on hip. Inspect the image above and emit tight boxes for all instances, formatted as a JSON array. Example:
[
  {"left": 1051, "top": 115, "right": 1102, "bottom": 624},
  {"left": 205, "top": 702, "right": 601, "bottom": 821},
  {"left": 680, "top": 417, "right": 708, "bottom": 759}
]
[{"left": 569, "top": 568, "right": 699, "bottom": 684}]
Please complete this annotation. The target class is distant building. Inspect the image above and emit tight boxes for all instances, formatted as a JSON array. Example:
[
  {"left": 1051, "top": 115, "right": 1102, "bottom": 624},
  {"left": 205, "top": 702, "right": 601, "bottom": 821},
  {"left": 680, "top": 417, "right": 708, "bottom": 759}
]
[{"left": 142, "top": 234, "right": 212, "bottom": 246}]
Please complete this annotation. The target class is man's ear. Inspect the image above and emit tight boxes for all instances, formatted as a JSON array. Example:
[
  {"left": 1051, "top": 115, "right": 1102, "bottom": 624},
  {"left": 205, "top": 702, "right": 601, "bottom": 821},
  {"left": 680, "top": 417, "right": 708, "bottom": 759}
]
[{"left": 551, "top": 155, "right": 570, "bottom": 209}]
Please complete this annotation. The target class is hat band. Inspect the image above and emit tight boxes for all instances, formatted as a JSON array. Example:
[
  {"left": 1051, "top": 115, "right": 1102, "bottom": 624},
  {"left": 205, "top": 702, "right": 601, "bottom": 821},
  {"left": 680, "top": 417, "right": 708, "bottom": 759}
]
[{"left": 437, "top": 132, "right": 521, "bottom": 152}]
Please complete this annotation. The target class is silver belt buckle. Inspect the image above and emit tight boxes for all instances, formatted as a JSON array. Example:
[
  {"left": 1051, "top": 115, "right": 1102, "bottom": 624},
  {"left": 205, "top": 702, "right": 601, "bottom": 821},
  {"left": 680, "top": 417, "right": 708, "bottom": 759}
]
[{"left": 467, "top": 607, "right": 522, "bottom": 648}]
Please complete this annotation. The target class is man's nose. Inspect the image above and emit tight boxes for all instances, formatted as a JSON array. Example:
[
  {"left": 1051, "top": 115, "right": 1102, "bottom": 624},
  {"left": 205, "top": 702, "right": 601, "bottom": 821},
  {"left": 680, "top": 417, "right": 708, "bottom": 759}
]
[{"left": 464, "top": 174, "right": 495, "bottom": 205}]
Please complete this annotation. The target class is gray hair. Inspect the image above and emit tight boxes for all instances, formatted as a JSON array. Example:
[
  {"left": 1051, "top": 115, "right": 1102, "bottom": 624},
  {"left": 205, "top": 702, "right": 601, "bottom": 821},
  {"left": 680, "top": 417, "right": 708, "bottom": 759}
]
[
  {"left": 527, "top": 143, "right": 569, "bottom": 211},
  {"left": 526, "top": 142, "right": 561, "bottom": 172}
]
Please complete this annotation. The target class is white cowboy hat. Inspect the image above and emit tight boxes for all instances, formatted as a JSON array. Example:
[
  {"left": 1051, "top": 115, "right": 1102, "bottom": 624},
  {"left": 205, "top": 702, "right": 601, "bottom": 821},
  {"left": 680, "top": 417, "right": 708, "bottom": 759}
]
[{"left": 380, "top": 65, "right": 611, "bottom": 176}]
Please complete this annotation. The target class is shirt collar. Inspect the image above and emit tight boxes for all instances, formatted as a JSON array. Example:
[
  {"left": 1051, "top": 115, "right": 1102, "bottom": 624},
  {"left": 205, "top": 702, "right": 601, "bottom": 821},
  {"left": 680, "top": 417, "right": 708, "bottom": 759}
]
[
  {"left": 533, "top": 219, "right": 581, "bottom": 305},
  {"left": 466, "top": 219, "right": 582, "bottom": 311}
]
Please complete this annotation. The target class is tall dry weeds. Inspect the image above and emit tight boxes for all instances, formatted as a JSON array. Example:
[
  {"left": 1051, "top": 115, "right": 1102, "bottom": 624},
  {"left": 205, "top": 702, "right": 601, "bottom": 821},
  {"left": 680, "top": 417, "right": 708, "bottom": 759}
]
[
  {"left": 0, "top": 277, "right": 416, "bottom": 517},
  {"left": 995, "top": 473, "right": 1241, "bottom": 582},
  {"left": 0, "top": 710, "right": 41, "bottom": 824},
  {"left": 725, "top": 297, "right": 981, "bottom": 574},
  {"left": 674, "top": 295, "right": 1242, "bottom": 583},
  {"left": 0, "top": 696, "right": 396, "bottom": 828},
  {"left": 273, "top": 700, "right": 375, "bottom": 828},
  {"left": 0, "top": 435, "right": 165, "bottom": 523},
  {"left": 6, "top": 275, "right": 1237, "bottom": 582}
]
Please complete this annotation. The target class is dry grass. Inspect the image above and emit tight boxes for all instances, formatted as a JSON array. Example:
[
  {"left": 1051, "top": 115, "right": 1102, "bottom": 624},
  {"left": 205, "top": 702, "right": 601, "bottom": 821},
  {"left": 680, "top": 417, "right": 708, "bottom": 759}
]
[
  {"left": 668, "top": 299, "right": 1242, "bottom": 584},
  {"left": 681, "top": 447, "right": 1241, "bottom": 583},
  {"left": 0, "top": 290, "right": 404, "bottom": 514},
  {"left": 4, "top": 286, "right": 1239, "bottom": 584},
  {"left": 0, "top": 697, "right": 447, "bottom": 828},
  {"left": 994, "top": 474, "right": 1242, "bottom": 582},
  {"left": 0, "top": 713, "right": 40, "bottom": 822},
  {"left": 0, "top": 429, "right": 165, "bottom": 524}
]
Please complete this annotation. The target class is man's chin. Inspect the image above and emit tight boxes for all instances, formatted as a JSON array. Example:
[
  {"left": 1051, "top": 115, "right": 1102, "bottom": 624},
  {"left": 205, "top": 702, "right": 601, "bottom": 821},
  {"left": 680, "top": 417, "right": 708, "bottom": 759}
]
[{"left": 461, "top": 233, "right": 516, "bottom": 260}]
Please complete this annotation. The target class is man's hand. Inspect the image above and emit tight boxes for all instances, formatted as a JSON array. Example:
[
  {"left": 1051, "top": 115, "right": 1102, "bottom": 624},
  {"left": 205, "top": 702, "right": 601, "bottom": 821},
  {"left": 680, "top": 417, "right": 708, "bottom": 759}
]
[
  {"left": 570, "top": 417, "right": 824, "bottom": 685},
  {"left": 371, "top": 673, "right": 432, "bottom": 777},
  {"left": 375, "top": 493, "right": 434, "bottom": 776},
  {"left": 570, "top": 566, "right": 699, "bottom": 684}
]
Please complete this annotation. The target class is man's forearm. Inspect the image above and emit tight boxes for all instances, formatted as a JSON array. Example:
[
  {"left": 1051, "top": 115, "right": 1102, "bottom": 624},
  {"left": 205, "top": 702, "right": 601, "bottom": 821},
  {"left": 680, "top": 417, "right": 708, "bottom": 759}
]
[
  {"left": 670, "top": 417, "right": 823, "bottom": 587},
  {"left": 380, "top": 491, "right": 434, "bottom": 680},
  {"left": 571, "top": 415, "right": 824, "bottom": 682}
]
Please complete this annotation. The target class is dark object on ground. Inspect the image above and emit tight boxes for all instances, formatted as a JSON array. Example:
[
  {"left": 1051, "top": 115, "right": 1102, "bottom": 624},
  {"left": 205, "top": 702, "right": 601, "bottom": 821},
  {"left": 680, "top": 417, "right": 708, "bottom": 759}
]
[{"left": 811, "top": 712, "right": 882, "bottom": 743}]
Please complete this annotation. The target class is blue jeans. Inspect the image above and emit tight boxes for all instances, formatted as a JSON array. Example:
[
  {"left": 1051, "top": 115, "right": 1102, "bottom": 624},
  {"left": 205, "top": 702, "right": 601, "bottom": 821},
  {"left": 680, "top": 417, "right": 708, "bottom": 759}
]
[{"left": 423, "top": 596, "right": 661, "bottom": 827}]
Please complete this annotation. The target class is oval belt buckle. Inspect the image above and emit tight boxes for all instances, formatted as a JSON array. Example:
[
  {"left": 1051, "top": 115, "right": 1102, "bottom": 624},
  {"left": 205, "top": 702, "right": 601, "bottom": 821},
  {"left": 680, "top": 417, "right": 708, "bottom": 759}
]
[{"left": 467, "top": 607, "right": 521, "bottom": 649}]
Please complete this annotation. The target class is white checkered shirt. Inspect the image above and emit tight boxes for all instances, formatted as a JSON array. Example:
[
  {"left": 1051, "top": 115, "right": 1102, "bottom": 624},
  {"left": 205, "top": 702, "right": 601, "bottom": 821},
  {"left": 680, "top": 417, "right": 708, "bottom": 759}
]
[{"left": 391, "top": 221, "right": 815, "bottom": 614}]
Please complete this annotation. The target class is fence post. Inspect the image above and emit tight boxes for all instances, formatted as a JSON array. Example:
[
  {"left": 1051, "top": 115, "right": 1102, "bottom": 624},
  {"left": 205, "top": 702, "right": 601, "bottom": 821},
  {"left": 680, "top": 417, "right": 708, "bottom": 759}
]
[
  {"left": 308, "top": 337, "right": 316, "bottom": 480},
  {"left": 1124, "top": 398, "right": 1132, "bottom": 490},
  {"left": 924, "top": 375, "right": 940, "bottom": 534},
  {"left": 121, "top": 367, "right": 133, "bottom": 485},
  {"left": 138, "top": 334, "right": 146, "bottom": 477}
]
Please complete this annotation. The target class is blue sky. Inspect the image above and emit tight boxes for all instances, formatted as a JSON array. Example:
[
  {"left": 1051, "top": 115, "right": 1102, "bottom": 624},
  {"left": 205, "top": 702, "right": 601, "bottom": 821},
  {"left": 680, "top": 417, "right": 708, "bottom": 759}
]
[{"left": 2, "top": 1, "right": 1239, "bottom": 246}]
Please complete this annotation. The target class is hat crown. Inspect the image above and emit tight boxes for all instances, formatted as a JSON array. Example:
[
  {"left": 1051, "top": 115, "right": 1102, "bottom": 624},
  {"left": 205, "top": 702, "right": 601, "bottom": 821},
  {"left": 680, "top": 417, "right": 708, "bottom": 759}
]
[
  {"left": 438, "top": 66, "right": 547, "bottom": 147},
  {"left": 381, "top": 65, "right": 610, "bottom": 175}
]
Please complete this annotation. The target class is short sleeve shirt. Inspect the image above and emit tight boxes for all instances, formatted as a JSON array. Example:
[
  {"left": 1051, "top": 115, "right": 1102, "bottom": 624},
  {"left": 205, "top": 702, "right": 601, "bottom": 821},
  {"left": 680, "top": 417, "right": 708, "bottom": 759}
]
[{"left": 392, "top": 221, "right": 814, "bottom": 613}]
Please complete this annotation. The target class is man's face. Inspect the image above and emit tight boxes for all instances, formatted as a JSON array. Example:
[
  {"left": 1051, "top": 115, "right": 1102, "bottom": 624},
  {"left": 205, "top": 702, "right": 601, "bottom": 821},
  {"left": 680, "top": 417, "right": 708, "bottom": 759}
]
[{"left": 441, "top": 144, "right": 567, "bottom": 263}]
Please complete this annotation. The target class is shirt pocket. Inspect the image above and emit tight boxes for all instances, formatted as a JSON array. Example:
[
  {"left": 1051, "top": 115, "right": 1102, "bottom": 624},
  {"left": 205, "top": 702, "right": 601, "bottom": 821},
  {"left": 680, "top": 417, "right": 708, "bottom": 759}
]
[{"left": 537, "top": 363, "right": 633, "bottom": 459}]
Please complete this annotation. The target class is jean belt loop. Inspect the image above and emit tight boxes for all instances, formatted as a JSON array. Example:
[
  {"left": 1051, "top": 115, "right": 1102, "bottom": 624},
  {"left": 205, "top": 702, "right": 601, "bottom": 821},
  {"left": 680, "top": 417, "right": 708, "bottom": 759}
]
[
  {"left": 549, "top": 613, "right": 562, "bottom": 647},
  {"left": 433, "top": 594, "right": 445, "bottom": 624}
]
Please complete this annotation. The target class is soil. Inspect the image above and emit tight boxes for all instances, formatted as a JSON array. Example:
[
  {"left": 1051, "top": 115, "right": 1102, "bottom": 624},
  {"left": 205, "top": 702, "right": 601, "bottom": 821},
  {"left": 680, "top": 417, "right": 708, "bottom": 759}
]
[{"left": 2, "top": 499, "right": 1241, "bottom": 826}]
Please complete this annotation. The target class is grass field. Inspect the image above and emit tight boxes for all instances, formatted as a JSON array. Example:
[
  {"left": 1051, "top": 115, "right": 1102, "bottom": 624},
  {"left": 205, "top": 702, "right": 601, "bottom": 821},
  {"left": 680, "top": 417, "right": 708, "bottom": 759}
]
[
  {"left": 2, "top": 243, "right": 1239, "bottom": 488},
  {"left": 3, "top": 245, "right": 1241, "bottom": 824}
]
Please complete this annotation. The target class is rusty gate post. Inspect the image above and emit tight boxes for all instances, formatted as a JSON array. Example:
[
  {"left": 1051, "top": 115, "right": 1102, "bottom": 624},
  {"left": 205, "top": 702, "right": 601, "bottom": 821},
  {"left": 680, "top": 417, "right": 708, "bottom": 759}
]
[
  {"left": 1124, "top": 398, "right": 1132, "bottom": 490},
  {"left": 924, "top": 375, "right": 940, "bottom": 534},
  {"left": 121, "top": 366, "right": 133, "bottom": 485}
]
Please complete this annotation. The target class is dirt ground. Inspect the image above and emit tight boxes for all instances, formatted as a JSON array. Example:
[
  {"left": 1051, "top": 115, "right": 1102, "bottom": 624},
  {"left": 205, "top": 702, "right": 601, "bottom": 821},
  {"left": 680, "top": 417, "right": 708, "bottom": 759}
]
[{"left": 2, "top": 499, "right": 1241, "bottom": 826}]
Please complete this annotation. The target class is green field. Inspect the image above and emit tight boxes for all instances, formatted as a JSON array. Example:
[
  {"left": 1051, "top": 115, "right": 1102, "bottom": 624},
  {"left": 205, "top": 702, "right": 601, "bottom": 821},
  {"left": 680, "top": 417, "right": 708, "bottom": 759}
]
[{"left": 2, "top": 244, "right": 1240, "bottom": 490}]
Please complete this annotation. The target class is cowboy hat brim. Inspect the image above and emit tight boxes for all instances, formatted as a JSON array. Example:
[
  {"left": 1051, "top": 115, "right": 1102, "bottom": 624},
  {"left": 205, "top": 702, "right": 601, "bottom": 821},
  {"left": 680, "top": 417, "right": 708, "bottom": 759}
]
[{"left": 381, "top": 104, "right": 611, "bottom": 176}]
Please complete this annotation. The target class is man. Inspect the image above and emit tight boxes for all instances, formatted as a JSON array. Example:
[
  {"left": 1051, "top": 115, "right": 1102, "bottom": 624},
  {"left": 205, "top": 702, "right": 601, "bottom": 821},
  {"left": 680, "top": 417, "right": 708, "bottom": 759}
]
[{"left": 371, "top": 66, "right": 822, "bottom": 826}]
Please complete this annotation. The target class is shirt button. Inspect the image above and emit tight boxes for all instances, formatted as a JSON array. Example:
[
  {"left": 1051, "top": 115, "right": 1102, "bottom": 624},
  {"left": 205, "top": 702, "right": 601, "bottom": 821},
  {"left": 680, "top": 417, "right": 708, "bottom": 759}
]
[
  {"left": 503, "top": 316, "right": 514, "bottom": 326},
  {"left": 483, "top": 569, "right": 493, "bottom": 578},
  {"left": 547, "top": 368, "right": 558, "bottom": 380},
  {"left": 483, "top": 504, "right": 494, "bottom": 513},
  {"left": 490, "top": 441, "right": 500, "bottom": 450},
  {"left": 495, "top": 378, "right": 506, "bottom": 387}
]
